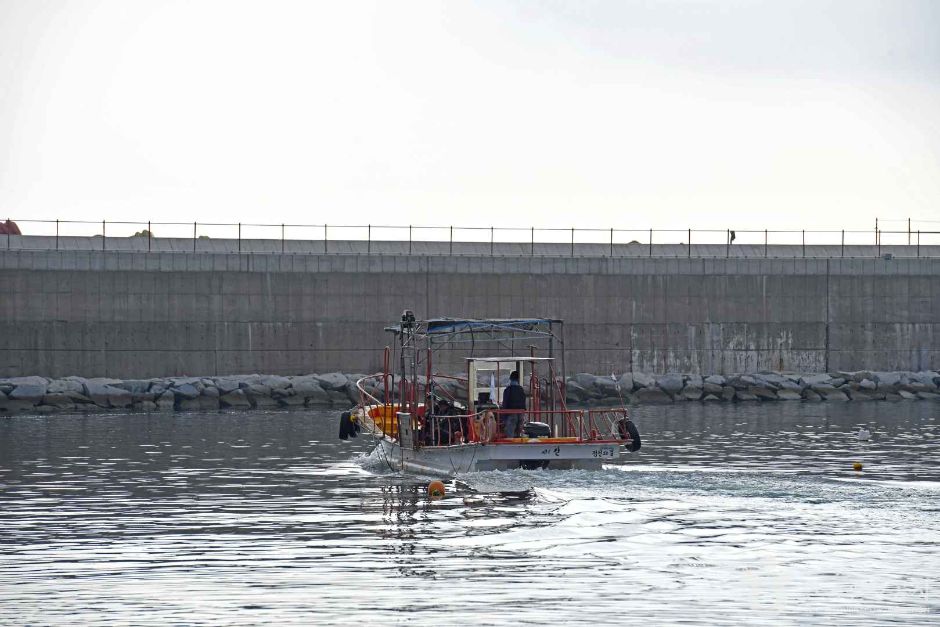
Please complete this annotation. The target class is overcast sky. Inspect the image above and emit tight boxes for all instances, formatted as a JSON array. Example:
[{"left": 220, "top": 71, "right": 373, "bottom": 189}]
[{"left": 1, "top": 0, "right": 938, "bottom": 239}]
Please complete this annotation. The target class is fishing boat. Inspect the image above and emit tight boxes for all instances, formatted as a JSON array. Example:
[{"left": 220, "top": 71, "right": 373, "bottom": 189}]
[{"left": 340, "top": 312, "right": 640, "bottom": 475}]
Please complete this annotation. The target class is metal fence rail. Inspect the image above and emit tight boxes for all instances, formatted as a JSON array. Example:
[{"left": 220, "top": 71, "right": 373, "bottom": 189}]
[{"left": 3, "top": 218, "right": 940, "bottom": 258}]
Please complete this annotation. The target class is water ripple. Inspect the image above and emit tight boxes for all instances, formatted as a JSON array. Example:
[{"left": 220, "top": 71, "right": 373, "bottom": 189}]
[{"left": 1, "top": 403, "right": 938, "bottom": 625}]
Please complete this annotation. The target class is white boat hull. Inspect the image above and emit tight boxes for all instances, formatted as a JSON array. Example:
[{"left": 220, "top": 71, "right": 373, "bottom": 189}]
[{"left": 371, "top": 435, "right": 622, "bottom": 475}]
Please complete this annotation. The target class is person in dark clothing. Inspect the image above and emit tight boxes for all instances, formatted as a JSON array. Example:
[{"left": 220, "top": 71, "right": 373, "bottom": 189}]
[{"left": 500, "top": 370, "right": 527, "bottom": 438}]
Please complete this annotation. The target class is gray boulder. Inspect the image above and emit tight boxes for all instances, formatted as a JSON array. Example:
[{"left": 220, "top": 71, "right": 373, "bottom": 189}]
[
  {"left": 594, "top": 377, "right": 621, "bottom": 397},
  {"left": 721, "top": 386, "right": 736, "bottom": 401},
  {"left": 10, "top": 384, "right": 46, "bottom": 404},
  {"left": 292, "top": 377, "right": 328, "bottom": 399},
  {"left": 800, "top": 373, "right": 832, "bottom": 387},
  {"left": 898, "top": 390, "right": 918, "bottom": 400},
  {"left": 847, "top": 389, "right": 877, "bottom": 401},
  {"left": 776, "top": 389, "right": 802, "bottom": 401},
  {"left": 912, "top": 371, "right": 939, "bottom": 387},
  {"left": 748, "top": 386, "right": 777, "bottom": 401},
  {"left": 634, "top": 388, "right": 673, "bottom": 404},
  {"left": 818, "top": 387, "right": 849, "bottom": 401},
  {"left": 173, "top": 383, "right": 200, "bottom": 400},
  {"left": 7, "top": 376, "right": 49, "bottom": 387},
  {"left": 253, "top": 396, "right": 280, "bottom": 409},
  {"left": 220, "top": 389, "right": 251, "bottom": 408},
  {"left": 47, "top": 379, "right": 85, "bottom": 394},
  {"left": 135, "top": 400, "right": 158, "bottom": 412},
  {"left": 41, "top": 393, "right": 75, "bottom": 409},
  {"left": 755, "top": 373, "right": 789, "bottom": 388},
  {"left": 803, "top": 389, "right": 822, "bottom": 402},
  {"left": 704, "top": 374, "right": 726, "bottom": 386},
  {"left": 703, "top": 382, "right": 724, "bottom": 396},
  {"left": 565, "top": 381, "right": 588, "bottom": 404},
  {"left": 574, "top": 373, "right": 597, "bottom": 389},
  {"left": 155, "top": 390, "right": 175, "bottom": 410},
  {"left": 873, "top": 372, "right": 901, "bottom": 387},
  {"left": 246, "top": 383, "right": 272, "bottom": 396},
  {"left": 702, "top": 394, "right": 720, "bottom": 402},
  {"left": 0, "top": 398, "right": 38, "bottom": 414},
  {"left": 680, "top": 385, "right": 703, "bottom": 401},
  {"left": 84, "top": 382, "right": 132, "bottom": 408},
  {"left": 118, "top": 379, "right": 153, "bottom": 395},
  {"left": 278, "top": 395, "right": 307, "bottom": 407},
  {"left": 618, "top": 373, "right": 634, "bottom": 392},
  {"left": 728, "top": 375, "right": 757, "bottom": 390},
  {"left": 202, "top": 386, "right": 220, "bottom": 398},
  {"left": 261, "top": 375, "right": 291, "bottom": 390},
  {"left": 632, "top": 372, "right": 656, "bottom": 389},
  {"left": 918, "top": 392, "right": 940, "bottom": 400},
  {"left": 214, "top": 378, "right": 242, "bottom": 394},
  {"left": 316, "top": 372, "right": 349, "bottom": 391},
  {"left": 657, "top": 373, "right": 684, "bottom": 395}
]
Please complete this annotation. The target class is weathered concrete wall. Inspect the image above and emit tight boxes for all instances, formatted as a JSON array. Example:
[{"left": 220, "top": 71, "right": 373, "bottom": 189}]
[{"left": 1, "top": 249, "right": 938, "bottom": 378}]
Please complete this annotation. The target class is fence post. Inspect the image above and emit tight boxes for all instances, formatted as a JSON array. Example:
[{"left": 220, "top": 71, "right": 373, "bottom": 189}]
[
  {"left": 491, "top": 226, "right": 494, "bottom": 256},
  {"left": 281, "top": 223, "right": 285, "bottom": 254},
  {"left": 764, "top": 229, "right": 767, "bottom": 258},
  {"left": 649, "top": 229, "right": 653, "bottom": 257},
  {"left": 449, "top": 226, "right": 453, "bottom": 255},
  {"left": 875, "top": 218, "right": 878, "bottom": 246},
  {"left": 841, "top": 229, "right": 844, "bottom": 257},
  {"left": 102, "top": 220, "right": 106, "bottom": 251},
  {"left": 193, "top": 221, "right": 197, "bottom": 252},
  {"left": 531, "top": 226, "right": 535, "bottom": 256},
  {"left": 877, "top": 229, "right": 880, "bottom": 258},
  {"left": 802, "top": 230, "right": 805, "bottom": 258},
  {"left": 324, "top": 224, "right": 328, "bottom": 254},
  {"left": 611, "top": 228, "right": 615, "bottom": 258},
  {"left": 238, "top": 222, "right": 241, "bottom": 253},
  {"left": 908, "top": 217, "right": 911, "bottom": 245},
  {"left": 726, "top": 229, "right": 729, "bottom": 258},
  {"left": 367, "top": 224, "right": 371, "bottom": 255},
  {"left": 917, "top": 230, "right": 920, "bottom": 257},
  {"left": 688, "top": 228, "right": 691, "bottom": 258},
  {"left": 570, "top": 227, "right": 574, "bottom": 257},
  {"left": 409, "top": 224, "right": 413, "bottom": 255},
  {"left": 56, "top": 219, "right": 59, "bottom": 250}
]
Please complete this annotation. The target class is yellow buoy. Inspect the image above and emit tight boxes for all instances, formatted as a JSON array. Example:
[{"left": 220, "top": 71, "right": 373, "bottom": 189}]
[
  {"left": 853, "top": 462, "right": 863, "bottom": 471},
  {"left": 428, "top": 480, "right": 446, "bottom": 499}
]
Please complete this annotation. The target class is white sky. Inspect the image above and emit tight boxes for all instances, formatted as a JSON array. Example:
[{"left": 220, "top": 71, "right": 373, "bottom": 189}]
[{"left": 1, "top": 0, "right": 938, "bottom": 239}]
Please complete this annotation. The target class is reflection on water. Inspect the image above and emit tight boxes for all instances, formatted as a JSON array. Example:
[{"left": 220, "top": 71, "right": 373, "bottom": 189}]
[{"left": 1, "top": 403, "right": 938, "bottom": 625}]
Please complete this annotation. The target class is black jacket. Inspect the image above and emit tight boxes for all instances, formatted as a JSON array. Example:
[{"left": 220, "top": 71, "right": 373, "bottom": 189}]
[{"left": 501, "top": 382, "right": 526, "bottom": 411}]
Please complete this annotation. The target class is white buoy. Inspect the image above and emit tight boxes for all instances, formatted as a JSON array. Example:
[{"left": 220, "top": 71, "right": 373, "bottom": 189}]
[{"left": 857, "top": 427, "right": 871, "bottom": 441}]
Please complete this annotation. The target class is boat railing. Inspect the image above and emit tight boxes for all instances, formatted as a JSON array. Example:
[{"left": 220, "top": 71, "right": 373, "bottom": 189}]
[
  {"left": 417, "top": 406, "right": 630, "bottom": 447},
  {"left": 585, "top": 408, "right": 630, "bottom": 440}
]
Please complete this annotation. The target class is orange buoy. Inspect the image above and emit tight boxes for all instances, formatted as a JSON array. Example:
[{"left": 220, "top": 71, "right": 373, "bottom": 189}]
[
  {"left": 428, "top": 480, "right": 446, "bottom": 499},
  {"left": 853, "top": 462, "right": 863, "bottom": 471}
]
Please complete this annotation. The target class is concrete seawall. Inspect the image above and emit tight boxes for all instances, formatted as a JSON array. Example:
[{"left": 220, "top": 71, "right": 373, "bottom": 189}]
[{"left": 1, "top": 244, "right": 938, "bottom": 378}]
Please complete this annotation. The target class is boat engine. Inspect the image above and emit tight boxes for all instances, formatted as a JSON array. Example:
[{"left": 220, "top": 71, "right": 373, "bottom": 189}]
[{"left": 522, "top": 422, "right": 552, "bottom": 438}]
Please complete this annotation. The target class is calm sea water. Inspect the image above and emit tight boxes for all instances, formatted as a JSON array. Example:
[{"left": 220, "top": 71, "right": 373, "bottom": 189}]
[{"left": 1, "top": 402, "right": 938, "bottom": 625}]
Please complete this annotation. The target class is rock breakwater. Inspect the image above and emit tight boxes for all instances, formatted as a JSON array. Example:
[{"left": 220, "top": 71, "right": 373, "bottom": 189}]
[{"left": 1, "top": 370, "right": 939, "bottom": 415}]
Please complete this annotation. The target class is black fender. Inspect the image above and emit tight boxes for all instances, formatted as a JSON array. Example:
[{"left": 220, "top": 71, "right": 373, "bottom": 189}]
[
  {"left": 617, "top": 418, "right": 641, "bottom": 452},
  {"left": 339, "top": 410, "right": 360, "bottom": 440}
]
